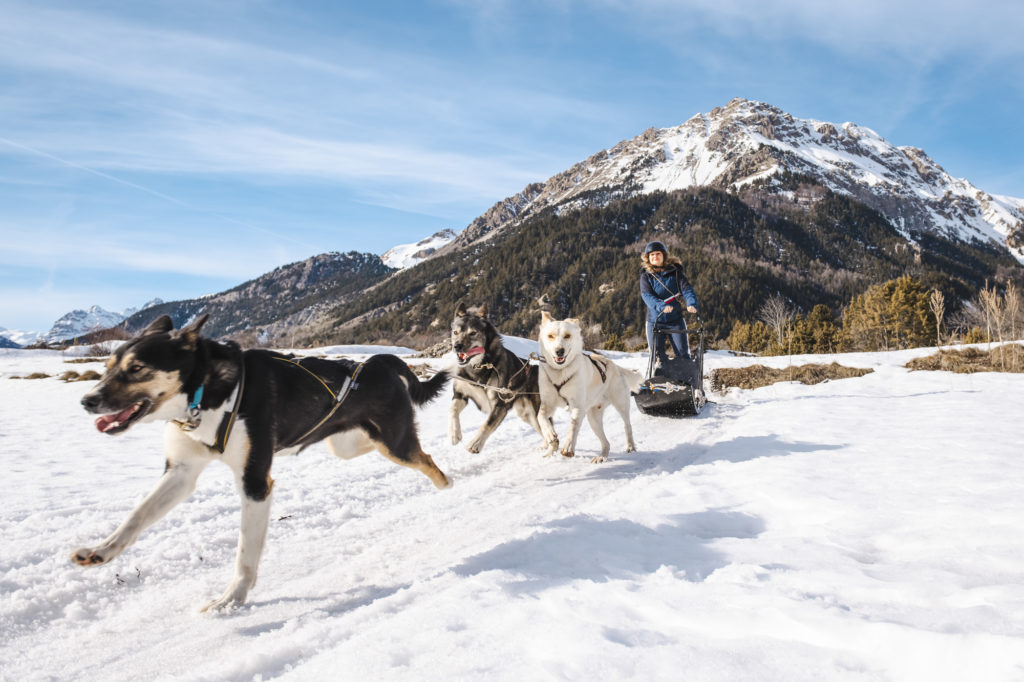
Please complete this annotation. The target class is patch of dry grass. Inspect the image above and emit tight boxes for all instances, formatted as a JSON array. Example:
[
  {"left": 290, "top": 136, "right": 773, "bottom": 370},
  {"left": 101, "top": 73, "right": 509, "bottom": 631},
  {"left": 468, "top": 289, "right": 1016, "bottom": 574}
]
[
  {"left": 711, "top": 362, "right": 873, "bottom": 392},
  {"left": 9, "top": 372, "right": 51, "bottom": 380},
  {"left": 906, "top": 344, "right": 1024, "bottom": 373},
  {"left": 58, "top": 370, "right": 103, "bottom": 382}
]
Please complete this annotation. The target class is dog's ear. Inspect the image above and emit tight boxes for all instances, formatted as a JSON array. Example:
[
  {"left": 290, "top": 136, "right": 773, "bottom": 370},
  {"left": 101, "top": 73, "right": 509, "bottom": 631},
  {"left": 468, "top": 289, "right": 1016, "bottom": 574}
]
[
  {"left": 454, "top": 302, "right": 468, "bottom": 318},
  {"left": 540, "top": 310, "right": 554, "bottom": 324},
  {"left": 477, "top": 303, "right": 488, "bottom": 318},
  {"left": 567, "top": 318, "right": 583, "bottom": 328},
  {"left": 139, "top": 315, "right": 174, "bottom": 337},
  {"left": 177, "top": 314, "right": 210, "bottom": 348}
]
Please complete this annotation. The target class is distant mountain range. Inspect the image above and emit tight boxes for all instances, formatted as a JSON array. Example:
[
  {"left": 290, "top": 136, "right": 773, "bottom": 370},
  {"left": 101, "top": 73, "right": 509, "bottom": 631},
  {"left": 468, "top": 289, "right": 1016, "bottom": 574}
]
[
  {"left": 17, "top": 98, "right": 1024, "bottom": 349},
  {"left": 0, "top": 300, "right": 163, "bottom": 347}
]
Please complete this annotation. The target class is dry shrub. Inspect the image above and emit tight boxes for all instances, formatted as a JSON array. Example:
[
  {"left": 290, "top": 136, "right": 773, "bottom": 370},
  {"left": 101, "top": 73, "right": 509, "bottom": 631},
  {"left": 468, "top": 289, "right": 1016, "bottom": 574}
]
[
  {"left": 10, "top": 372, "right": 51, "bottom": 380},
  {"left": 64, "top": 357, "right": 105, "bottom": 365},
  {"left": 711, "top": 362, "right": 873, "bottom": 391},
  {"left": 906, "top": 344, "right": 1024, "bottom": 374},
  {"left": 58, "top": 370, "right": 102, "bottom": 382}
]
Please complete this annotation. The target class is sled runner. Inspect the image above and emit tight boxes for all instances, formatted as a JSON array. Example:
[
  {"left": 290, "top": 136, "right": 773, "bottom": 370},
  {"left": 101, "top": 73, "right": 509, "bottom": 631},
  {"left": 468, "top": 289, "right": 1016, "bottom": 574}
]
[{"left": 634, "top": 318, "right": 706, "bottom": 418}]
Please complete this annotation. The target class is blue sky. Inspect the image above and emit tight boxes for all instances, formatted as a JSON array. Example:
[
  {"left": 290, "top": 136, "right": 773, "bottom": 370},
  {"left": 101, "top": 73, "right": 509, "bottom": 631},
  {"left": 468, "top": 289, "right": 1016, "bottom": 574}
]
[{"left": 1, "top": 0, "right": 1022, "bottom": 332}]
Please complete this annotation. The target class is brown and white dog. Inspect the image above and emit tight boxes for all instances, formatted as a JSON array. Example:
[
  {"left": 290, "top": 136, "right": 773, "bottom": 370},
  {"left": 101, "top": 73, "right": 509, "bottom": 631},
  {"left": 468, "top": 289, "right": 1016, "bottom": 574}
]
[
  {"left": 74, "top": 314, "right": 451, "bottom": 611},
  {"left": 535, "top": 312, "right": 643, "bottom": 463}
]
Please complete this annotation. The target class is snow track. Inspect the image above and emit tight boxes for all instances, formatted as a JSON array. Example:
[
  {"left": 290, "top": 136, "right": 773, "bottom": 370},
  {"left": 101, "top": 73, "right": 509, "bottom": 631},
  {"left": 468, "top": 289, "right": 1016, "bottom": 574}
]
[{"left": 2, "top": 346, "right": 1023, "bottom": 681}]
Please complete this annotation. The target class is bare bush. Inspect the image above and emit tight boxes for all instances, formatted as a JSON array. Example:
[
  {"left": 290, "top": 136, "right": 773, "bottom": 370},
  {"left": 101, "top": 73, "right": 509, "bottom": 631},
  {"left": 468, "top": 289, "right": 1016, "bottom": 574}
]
[{"left": 758, "top": 294, "right": 793, "bottom": 346}]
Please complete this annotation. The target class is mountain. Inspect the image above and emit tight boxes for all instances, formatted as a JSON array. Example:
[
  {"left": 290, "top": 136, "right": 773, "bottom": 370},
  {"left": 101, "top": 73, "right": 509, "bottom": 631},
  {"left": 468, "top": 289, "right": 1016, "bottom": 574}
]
[
  {"left": 44, "top": 305, "right": 129, "bottom": 344},
  {"left": 381, "top": 229, "right": 458, "bottom": 269},
  {"left": 294, "top": 101, "right": 1024, "bottom": 348},
  {"left": 446, "top": 98, "right": 1024, "bottom": 262},
  {"left": 0, "top": 327, "right": 40, "bottom": 348},
  {"left": 39, "top": 299, "right": 165, "bottom": 345},
  {"left": 122, "top": 298, "right": 164, "bottom": 319},
  {"left": 121, "top": 251, "right": 394, "bottom": 346},
  {"left": 78, "top": 99, "right": 1024, "bottom": 349}
]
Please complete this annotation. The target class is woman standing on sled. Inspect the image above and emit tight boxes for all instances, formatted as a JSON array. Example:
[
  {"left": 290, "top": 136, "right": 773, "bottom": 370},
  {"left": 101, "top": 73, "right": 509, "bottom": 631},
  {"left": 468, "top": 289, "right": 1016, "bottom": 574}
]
[{"left": 640, "top": 240, "right": 698, "bottom": 365}]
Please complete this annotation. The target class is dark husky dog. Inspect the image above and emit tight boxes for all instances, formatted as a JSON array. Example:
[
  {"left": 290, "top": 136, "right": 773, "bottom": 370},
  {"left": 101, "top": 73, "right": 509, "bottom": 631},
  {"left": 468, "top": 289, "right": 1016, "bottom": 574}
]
[
  {"left": 75, "top": 314, "right": 450, "bottom": 611},
  {"left": 449, "top": 302, "right": 551, "bottom": 452}
]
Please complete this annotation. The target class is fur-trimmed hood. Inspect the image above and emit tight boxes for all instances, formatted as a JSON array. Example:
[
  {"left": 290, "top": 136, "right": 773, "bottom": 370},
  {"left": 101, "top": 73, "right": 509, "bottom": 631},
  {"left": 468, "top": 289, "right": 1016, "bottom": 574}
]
[{"left": 641, "top": 254, "right": 683, "bottom": 275}]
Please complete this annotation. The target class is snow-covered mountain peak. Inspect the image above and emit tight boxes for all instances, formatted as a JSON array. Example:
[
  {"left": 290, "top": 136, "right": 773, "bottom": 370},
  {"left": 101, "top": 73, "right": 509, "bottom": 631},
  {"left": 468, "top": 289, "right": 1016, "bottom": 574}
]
[
  {"left": 41, "top": 299, "right": 165, "bottom": 344},
  {"left": 452, "top": 98, "right": 1024, "bottom": 261},
  {"left": 381, "top": 229, "right": 458, "bottom": 269},
  {"left": 44, "top": 306, "right": 126, "bottom": 343}
]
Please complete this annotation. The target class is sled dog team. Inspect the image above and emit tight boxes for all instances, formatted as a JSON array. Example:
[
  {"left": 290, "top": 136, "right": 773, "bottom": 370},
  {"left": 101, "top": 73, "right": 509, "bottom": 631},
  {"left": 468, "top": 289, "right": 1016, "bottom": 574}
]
[{"left": 73, "top": 305, "right": 644, "bottom": 611}]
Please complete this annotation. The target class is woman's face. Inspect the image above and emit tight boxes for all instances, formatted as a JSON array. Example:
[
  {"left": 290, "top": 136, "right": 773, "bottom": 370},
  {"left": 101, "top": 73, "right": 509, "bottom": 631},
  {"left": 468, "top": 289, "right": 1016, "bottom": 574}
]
[{"left": 648, "top": 251, "right": 665, "bottom": 266}]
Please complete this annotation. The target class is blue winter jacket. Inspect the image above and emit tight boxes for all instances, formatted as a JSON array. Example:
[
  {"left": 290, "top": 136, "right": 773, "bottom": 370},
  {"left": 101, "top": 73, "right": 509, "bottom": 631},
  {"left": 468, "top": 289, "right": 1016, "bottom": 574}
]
[{"left": 640, "top": 263, "right": 698, "bottom": 324}]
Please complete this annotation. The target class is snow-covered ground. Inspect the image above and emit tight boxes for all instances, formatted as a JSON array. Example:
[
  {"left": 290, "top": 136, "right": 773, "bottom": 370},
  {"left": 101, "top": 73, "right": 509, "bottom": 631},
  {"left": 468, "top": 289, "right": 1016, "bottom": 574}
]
[{"left": 2, "top": 343, "right": 1023, "bottom": 681}]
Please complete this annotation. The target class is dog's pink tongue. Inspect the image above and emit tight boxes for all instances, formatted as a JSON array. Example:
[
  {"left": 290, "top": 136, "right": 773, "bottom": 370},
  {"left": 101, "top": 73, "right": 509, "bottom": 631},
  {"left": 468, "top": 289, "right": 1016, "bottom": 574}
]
[{"left": 95, "top": 406, "right": 135, "bottom": 433}]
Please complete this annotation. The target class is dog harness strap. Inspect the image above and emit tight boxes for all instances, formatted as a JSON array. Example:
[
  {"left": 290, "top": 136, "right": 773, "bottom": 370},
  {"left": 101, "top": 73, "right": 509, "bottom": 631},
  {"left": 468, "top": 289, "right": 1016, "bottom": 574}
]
[
  {"left": 549, "top": 369, "right": 575, "bottom": 396},
  {"left": 212, "top": 361, "right": 246, "bottom": 454},
  {"left": 586, "top": 354, "right": 608, "bottom": 383},
  {"left": 281, "top": 361, "right": 364, "bottom": 449},
  {"left": 274, "top": 356, "right": 338, "bottom": 400}
]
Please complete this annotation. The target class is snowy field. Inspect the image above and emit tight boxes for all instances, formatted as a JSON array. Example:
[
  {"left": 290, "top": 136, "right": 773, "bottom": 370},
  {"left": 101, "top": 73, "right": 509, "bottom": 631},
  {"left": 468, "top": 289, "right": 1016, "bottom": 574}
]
[{"left": 1, "top": 342, "right": 1023, "bottom": 681}]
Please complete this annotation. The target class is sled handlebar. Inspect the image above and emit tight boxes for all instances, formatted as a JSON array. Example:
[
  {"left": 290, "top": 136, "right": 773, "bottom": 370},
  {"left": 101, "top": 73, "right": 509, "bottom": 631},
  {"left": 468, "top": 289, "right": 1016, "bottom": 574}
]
[{"left": 653, "top": 314, "right": 704, "bottom": 335}]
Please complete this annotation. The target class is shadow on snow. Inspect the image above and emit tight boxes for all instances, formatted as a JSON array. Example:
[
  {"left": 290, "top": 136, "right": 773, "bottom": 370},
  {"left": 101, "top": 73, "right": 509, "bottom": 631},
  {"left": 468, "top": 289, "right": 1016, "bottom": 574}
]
[{"left": 452, "top": 509, "right": 765, "bottom": 593}]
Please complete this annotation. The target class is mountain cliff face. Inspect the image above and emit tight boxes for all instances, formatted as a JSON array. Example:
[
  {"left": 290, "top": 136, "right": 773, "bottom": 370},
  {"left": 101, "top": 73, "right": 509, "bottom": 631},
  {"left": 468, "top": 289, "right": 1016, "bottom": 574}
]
[
  {"left": 446, "top": 98, "right": 1024, "bottom": 262},
  {"left": 122, "top": 251, "right": 394, "bottom": 344}
]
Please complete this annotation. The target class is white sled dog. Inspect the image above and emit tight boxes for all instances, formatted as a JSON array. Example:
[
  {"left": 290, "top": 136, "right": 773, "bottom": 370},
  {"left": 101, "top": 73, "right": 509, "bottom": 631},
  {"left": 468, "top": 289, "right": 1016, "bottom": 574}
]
[{"left": 536, "top": 312, "right": 644, "bottom": 463}]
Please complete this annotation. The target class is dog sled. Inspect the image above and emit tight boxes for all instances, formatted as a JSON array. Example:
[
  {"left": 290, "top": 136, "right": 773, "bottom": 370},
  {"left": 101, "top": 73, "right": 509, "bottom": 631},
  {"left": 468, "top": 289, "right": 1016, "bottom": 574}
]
[{"left": 633, "top": 318, "right": 707, "bottom": 418}]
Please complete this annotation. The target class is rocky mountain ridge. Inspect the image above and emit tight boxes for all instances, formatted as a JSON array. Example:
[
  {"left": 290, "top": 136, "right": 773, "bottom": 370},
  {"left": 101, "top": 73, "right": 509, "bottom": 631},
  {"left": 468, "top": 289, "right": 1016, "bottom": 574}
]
[
  {"left": 119, "top": 251, "right": 394, "bottom": 345},
  {"left": 445, "top": 98, "right": 1024, "bottom": 261}
]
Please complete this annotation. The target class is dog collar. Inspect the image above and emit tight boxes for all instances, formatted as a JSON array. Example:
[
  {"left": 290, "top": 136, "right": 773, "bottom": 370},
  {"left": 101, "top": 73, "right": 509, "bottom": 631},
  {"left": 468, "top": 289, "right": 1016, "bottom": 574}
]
[
  {"left": 176, "top": 385, "right": 206, "bottom": 432},
  {"left": 188, "top": 385, "right": 204, "bottom": 414}
]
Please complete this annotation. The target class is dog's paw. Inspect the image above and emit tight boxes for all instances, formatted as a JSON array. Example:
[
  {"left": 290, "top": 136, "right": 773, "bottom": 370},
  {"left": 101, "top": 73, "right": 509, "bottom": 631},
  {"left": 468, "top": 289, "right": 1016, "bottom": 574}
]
[
  {"left": 200, "top": 586, "right": 249, "bottom": 614},
  {"left": 200, "top": 596, "right": 242, "bottom": 614},
  {"left": 70, "top": 547, "right": 113, "bottom": 566},
  {"left": 449, "top": 432, "right": 462, "bottom": 445},
  {"left": 560, "top": 449, "right": 575, "bottom": 458},
  {"left": 466, "top": 437, "right": 485, "bottom": 454},
  {"left": 625, "top": 443, "right": 636, "bottom": 453},
  {"left": 590, "top": 455, "right": 608, "bottom": 464}
]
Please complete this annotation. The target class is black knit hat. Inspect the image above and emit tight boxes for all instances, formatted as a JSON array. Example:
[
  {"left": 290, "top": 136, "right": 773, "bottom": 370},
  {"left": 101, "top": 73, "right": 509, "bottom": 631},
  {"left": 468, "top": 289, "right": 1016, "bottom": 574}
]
[{"left": 643, "top": 241, "right": 667, "bottom": 255}]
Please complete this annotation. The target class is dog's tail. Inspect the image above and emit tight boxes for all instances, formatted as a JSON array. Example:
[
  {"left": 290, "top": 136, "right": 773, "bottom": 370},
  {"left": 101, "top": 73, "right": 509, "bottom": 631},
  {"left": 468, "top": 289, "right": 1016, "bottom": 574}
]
[
  {"left": 408, "top": 367, "right": 451, "bottom": 405},
  {"left": 377, "top": 355, "right": 451, "bottom": 406}
]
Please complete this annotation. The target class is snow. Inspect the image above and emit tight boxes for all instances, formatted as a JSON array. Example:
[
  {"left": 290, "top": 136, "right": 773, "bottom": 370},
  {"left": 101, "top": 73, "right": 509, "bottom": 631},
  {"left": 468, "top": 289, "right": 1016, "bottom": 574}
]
[
  {"left": 0, "top": 327, "right": 41, "bottom": 347},
  {"left": 380, "top": 230, "right": 457, "bottom": 270},
  {"left": 2, "top": 343, "right": 1024, "bottom": 681}
]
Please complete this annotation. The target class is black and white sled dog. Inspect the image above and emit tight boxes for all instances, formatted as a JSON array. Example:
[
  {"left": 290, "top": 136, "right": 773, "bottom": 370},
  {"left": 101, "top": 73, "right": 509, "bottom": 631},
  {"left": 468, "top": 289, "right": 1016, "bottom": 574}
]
[
  {"left": 449, "top": 302, "right": 551, "bottom": 452},
  {"left": 536, "top": 311, "right": 644, "bottom": 463},
  {"left": 74, "top": 314, "right": 451, "bottom": 612}
]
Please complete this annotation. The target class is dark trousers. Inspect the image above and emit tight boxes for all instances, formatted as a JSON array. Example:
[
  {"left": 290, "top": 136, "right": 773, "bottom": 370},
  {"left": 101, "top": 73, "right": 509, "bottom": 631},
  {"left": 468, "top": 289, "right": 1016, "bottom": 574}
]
[{"left": 646, "top": 320, "right": 689, "bottom": 363}]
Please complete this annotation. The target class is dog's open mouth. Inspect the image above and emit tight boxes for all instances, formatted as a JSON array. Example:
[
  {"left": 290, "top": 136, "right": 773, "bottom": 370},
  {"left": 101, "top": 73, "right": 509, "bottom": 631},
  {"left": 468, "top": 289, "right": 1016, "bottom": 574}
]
[
  {"left": 554, "top": 354, "right": 567, "bottom": 365},
  {"left": 94, "top": 399, "right": 151, "bottom": 435},
  {"left": 457, "top": 346, "right": 486, "bottom": 365}
]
